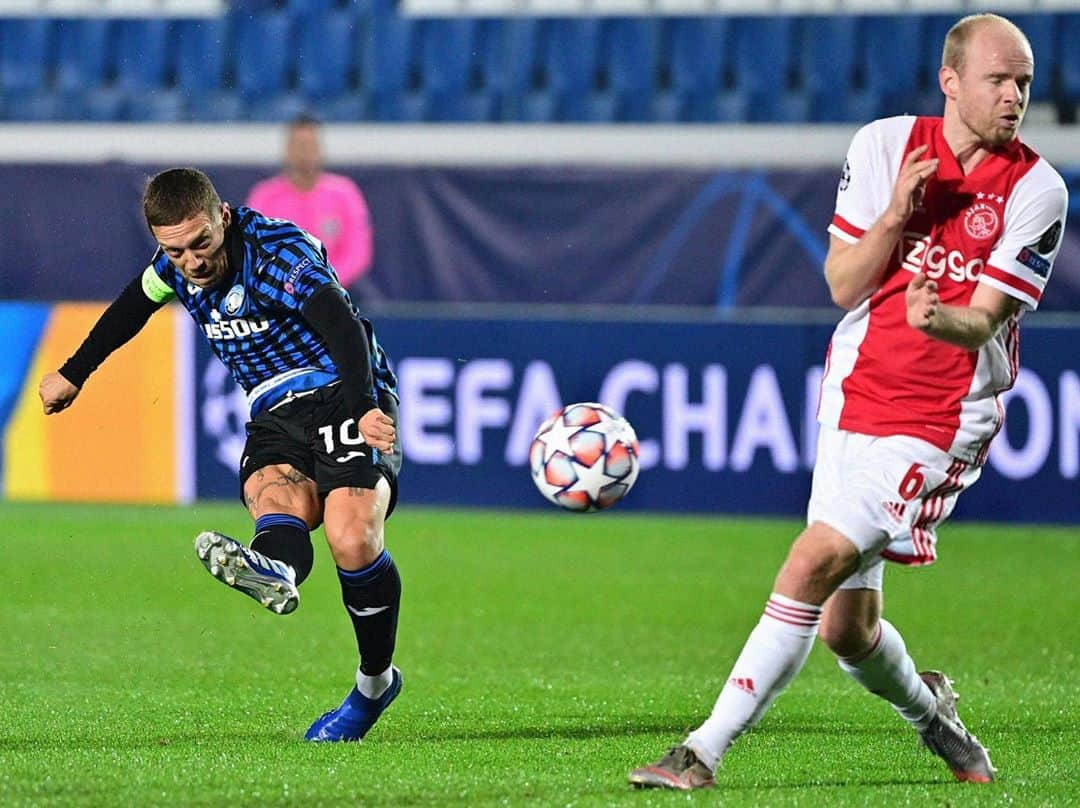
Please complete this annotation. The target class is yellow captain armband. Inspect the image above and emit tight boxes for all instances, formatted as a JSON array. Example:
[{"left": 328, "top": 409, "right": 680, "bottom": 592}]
[{"left": 141, "top": 265, "right": 176, "bottom": 303}]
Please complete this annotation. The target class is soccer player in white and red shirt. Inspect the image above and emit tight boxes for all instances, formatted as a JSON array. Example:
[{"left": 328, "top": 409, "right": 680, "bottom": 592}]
[{"left": 631, "top": 13, "right": 1067, "bottom": 790}]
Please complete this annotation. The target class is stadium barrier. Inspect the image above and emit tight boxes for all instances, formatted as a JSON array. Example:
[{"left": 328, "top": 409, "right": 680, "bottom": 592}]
[
  {"left": 3, "top": 302, "right": 1078, "bottom": 523},
  {"left": 1, "top": 158, "right": 1078, "bottom": 311}
]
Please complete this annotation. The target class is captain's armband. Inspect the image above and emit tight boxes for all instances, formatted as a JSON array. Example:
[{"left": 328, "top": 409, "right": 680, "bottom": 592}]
[{"left": 141, "top": 265, "right": 176, "bottom": 303}]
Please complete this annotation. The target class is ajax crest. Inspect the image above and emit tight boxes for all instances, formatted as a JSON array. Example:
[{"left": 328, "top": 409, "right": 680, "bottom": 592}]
[{"left": 964, "top": 203, "right": 999, "bottom": 241}]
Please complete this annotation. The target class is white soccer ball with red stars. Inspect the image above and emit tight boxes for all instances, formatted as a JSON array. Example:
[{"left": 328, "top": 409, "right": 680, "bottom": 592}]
[{"left": 529, "top": 402, "right": 640, "bottom": 512}]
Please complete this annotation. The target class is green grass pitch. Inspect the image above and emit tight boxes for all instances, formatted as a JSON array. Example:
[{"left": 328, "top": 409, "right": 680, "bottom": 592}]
[{"left": 1, "top": 501, "right": 1077, "bottom": 806}]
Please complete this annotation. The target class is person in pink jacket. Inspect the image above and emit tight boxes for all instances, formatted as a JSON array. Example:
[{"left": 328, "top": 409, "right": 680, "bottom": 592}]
[{"left": 247, "top": 115, "right": 373, "bottom": 290}]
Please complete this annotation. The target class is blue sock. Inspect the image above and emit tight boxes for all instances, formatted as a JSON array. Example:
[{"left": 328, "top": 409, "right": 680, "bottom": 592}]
[
  {"left": 250, "top": 514, "right": 313, "bottom": 584},
  {"left": 338, "top": 550, "right": 401, "bottom": 675}
]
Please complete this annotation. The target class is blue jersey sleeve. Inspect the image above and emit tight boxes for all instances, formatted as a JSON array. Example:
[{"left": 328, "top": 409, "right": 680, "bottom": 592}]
[{"left": 255, "top": 237, "right": 341, "bottom": 311}]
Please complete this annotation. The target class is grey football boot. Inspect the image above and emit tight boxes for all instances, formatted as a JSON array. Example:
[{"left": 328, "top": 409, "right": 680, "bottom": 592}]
[
  {"left": 918, "top": 671, "right": 996, "bottom": 783},
  {"left": 195, "top": 531, "right": 299, "bottom": 615},
  {"left": 628, "top": 744, "right": 716, "bottom": 790}
]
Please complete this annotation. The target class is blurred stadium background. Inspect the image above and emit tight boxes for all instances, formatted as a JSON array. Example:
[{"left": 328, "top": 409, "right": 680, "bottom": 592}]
[{"left": 0, "top": 0, "right": 1078, "bottom": 523}]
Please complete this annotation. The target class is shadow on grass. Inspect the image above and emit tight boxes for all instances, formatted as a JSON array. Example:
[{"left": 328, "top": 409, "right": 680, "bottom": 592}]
[
  {"left": 424, "top": 718, "right": 687, "bottom": 742},
  {"left": 402, "top": 717, "right": 922, "bottom": 743},
  {"left": 716, "top": 775, "right": 953, "bottom": 791}
]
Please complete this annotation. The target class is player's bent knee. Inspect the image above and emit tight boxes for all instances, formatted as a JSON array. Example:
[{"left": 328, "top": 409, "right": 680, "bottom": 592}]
[
  {"left": 818, "top": 615, "right": 876, "bottom": 657},
  {"left": 324, "top": 498, "right": 384, "bottom": 562},
  {"left": 326, "top": 520, "right": 384, "bottom": 569},
  {"left": 818, "top": 592, "right": 880, "bottom": 657}
]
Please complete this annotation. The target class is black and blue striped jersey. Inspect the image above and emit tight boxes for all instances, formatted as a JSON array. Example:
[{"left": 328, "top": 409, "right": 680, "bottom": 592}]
[{"left": 141, "top": 206, "right": 396, "bottom": 415}]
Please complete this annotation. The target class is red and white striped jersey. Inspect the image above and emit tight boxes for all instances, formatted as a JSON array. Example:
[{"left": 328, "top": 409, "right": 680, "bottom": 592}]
[{"left": 822, "top": 115, "right": 1068, "bottom": 464}]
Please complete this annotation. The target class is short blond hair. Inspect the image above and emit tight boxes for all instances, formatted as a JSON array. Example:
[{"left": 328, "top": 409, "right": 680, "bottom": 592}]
[{"left": 942, "top": 13, "right": 1030, "bottom": 74}]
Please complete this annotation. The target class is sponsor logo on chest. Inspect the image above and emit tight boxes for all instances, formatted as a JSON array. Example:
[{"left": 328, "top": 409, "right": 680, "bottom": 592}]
[
  {"left": 899, "top": 191, "right": 1008, "bottom": 283},
  {"left": 899, "top": 232, "right": 984, "bottom": 283},
  {"left": 202, "top": 317, "right": 270, "bottom": 341},
  {"left": 203, "top": 293, "right": 269, "bottom": 341}
]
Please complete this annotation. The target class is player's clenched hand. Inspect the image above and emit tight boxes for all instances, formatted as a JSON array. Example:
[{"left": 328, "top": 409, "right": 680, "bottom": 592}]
[
  {"left": 888, "top": 145, "right": 938, "bottom": 226},
  {"left": 39, "top": 371, "right": 80, "bottom": 415},
  {"left": 906, "top": 273, "right": 940, "bottom": 331},
  {"left": 359, "top": 408, "right": 396, "bottom": 453}
]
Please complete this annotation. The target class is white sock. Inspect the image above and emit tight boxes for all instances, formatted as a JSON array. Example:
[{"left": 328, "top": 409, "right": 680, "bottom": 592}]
[
  {"left": 685, "top": 593, "right": 822, "bottom": 770},
  {"left": 356, "top": 664, "right": 393, "bottom": 699},
  {"left": 837, "top": 619, "right": 935, "bottom": 731}
]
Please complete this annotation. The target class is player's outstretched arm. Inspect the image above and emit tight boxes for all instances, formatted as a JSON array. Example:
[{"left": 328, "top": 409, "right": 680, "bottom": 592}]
[
  {"left": 906, "top": 274, "right": 1021, "bottom": 350},
  {"left": 826, "top": 145, "right": 940, "bottom": 310},
  {"left": 42, "top": 272, "right": 165, "bottom": 412},
  {"left": 39, "top": 371, "right": 81, "bottom": 414}
]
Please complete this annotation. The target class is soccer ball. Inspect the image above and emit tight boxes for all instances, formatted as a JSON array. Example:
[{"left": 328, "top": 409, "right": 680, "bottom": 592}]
[{"left": 529, "top": 402, "right": 640, "bottom": 512}]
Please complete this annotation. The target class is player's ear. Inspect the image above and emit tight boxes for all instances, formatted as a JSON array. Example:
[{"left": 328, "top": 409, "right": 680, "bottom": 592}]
[
  {"left": 939, "top": 65, "right": 959, "bottom": 100},
  {"left": 220, "top": 202, "right": 231, "bottom": 227}
]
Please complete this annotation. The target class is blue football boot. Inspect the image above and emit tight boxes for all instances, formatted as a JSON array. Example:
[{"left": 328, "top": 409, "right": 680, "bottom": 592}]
[
  {"left": 194, "top": 531, "right": 299, "bottom": 615},
  {"left": 304, "top": 667, "right": 403, "bottom": 742}
]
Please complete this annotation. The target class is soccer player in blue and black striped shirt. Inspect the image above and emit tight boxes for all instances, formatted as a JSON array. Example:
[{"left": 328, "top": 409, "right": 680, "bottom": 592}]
[{"left": 39, "top": 168, "right": 404, "bottom": 743}]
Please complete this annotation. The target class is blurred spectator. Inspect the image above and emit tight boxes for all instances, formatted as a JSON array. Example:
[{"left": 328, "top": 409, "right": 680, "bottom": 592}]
[{"left": 247, "top": 115, "right": 374, "bottom": 292}]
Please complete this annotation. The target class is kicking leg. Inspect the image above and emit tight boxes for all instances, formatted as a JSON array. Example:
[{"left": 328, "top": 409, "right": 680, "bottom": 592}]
[{"left": 195, "top": 464, "right": 319, "bottom": 615}]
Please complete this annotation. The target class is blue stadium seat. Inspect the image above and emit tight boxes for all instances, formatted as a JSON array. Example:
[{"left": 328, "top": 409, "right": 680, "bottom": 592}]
[
  {"left": 465, "top": 18, "right": 510, "bottom": 121},
  {"left": 364, "top": 13, "right": 423, "bottom": 121},
  {"left": 656, "top": 18, "right": 742, "bottom": 122},
  {"left": 296, "top": 9, "right": 358, "bottom": 102},
  {"left": 113, "top": 19, "right": 170, "bottom": 93},
  {"left": 541, "top": 18, "right": 601, "bottom": 122},
  {"left": 230, "top": 0, "right": 279, "bottom": 10},
  {"left": 111, "top": 17, "right": 184, "bottom": 120},
  {"left": 0, "top": 18, "right": 50, "bottom": 95},
  {"left": 0, "top": 18, "right": 56, "bottom": 120},
  {"left": 494, "top": 18, "right": 543, "bottom": 121},
  {"left": 862, "top": 15, "right": 923, "bottom": 117},
  {"left": 417, "top": 19, "right": 476, "bottom": 121},
  {"left": 54, "top": 18, "right": 110, "bottom": 96},
  {"left": 731, "top": 16, "right": 806, "bottom": 122},
  {"left": 1061, "top": 14, "right": 1080, "bottom": 103},
  {"left": 54, "top": 18, "right": 108, "bottom": 119},
  {"left": 174, "top": 18, "right": 228, "bottom": 93},
  {"left": 172, "top": 17, "right": 242, "bottom": 121},
  {"left": 286, "top": 0, "right": 341, "bottom": 10},
  {"left": 799, "top": 15, "right": 858, "bottom": 122},
  {"left": 232, "top": 10, "right": 294, "bottom": 104},
  {"left": 602, "top": 18, "right": 658, "bottom": 122}
]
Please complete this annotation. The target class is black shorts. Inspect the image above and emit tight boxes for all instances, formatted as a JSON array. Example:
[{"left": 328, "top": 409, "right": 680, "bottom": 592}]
[{"left": 240, "top": 384, "right": 402, "bottom": 515}]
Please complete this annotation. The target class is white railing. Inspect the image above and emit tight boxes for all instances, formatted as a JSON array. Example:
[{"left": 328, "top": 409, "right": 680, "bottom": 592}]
[
  {"left": 0, "top": 0, "right": 224, "bottom": 16},
  {"left": 0, "top": 123, "right": 1077, "bottom": 167}
]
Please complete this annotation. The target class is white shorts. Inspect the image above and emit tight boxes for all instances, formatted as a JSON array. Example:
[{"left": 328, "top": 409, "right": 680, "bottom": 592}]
[{"left": 807, "top": 425, "right": 982, "bottom": 590}]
